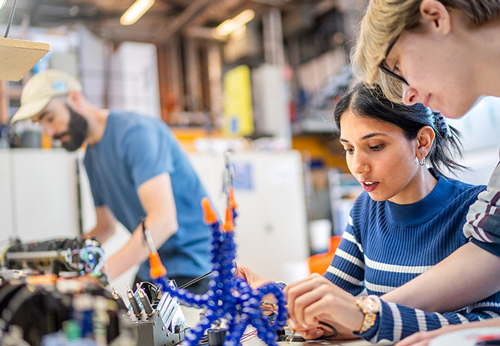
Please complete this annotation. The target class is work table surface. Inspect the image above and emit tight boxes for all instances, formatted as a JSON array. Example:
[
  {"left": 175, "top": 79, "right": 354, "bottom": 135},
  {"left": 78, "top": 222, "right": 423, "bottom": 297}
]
[{"left": 180, "top": 306, "right": 393, "bottom": 346}]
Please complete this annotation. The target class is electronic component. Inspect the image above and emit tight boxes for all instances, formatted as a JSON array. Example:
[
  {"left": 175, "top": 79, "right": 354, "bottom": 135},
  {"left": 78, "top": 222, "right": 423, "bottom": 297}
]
[
  {"left": 0, "top": 269, "right": 132, "bottom": 346},
  {"left": 0, "top": 236, "right": 188, "bottom": 346},
  {"left": 3, "top": 237, "right": 106, "bottom": 281},
  {"left": 123, "top": 280, "right": 189, "bottom": 346}
]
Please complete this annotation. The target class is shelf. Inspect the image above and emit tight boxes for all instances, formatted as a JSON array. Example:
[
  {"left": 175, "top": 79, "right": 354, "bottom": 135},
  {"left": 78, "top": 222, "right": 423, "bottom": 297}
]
[{"left": 328, "top": 169, "right": 362, "bottom": 235}]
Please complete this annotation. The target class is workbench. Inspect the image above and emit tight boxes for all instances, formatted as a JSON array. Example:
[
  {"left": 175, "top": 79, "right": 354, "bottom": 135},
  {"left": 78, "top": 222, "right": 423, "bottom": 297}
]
[{"left": 180, "top": 306, "right": 393, "bottom": 346}]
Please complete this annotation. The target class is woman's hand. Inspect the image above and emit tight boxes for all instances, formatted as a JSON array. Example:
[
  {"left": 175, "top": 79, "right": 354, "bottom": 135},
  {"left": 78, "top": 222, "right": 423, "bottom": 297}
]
[
  {"left": 235, "top": 265, "right": 272, "bottom": 289},
  {"left": 294, "top": 323, "right": 356, "bottom": 340},
  {"left": 285, "top": 273, "right": 364, "bottom": 336},
  {"left": 395, "top": 325, "right": 474, "bottom": 346}
]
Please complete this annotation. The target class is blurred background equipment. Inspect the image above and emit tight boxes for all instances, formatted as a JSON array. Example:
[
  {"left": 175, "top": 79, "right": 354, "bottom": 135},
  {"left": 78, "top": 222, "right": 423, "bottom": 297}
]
[
  {"left": 0, "top": 237, "right": 190, "bottom": 346},
  {"left": 3, "top": 237, "right": 105, "bottom": 279},
  {"left": 0, "top": 237, "right": 111, "bottom": 345}
]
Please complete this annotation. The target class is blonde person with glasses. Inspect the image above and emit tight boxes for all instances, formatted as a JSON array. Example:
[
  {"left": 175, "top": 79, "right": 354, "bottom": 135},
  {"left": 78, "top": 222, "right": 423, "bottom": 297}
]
[{"left": 289, "top": 1, "right": 500, "bottom": 345}]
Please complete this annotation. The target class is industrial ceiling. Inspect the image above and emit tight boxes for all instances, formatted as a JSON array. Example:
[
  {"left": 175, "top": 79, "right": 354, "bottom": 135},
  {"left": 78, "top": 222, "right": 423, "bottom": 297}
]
[{"left": 0, "top": 0, "right": 337, "bottom": 44}]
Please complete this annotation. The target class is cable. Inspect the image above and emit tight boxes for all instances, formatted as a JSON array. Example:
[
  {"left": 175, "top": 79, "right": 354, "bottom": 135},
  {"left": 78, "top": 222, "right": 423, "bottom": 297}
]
[
  {"left": 179, "top": 270, "right": 213, "bottom": 289},
  {"left": 4, "top": 0, "right": 18, "bottom": 38},
  {"left": 318, "top": 321, "right": 338, "bottom": 339}
]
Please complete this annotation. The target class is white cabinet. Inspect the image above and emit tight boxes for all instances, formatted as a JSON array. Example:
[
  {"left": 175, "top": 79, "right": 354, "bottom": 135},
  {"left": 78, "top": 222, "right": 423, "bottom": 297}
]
[{"left": 0, "top": 149, "right": 81, "bottom": 241}]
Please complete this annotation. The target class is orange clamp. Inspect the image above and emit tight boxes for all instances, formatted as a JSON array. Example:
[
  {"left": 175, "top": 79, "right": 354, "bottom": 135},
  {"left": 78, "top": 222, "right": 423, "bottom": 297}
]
[
  {"left": 201, "top": 197, "right": 218, "bottom": 224},
  {"left": 223, "top": 208, "right": 234, "bottom": 232}
]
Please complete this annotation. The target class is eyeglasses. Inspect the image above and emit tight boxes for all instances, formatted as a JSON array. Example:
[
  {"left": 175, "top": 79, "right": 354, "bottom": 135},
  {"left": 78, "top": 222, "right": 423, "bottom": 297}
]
[{"left": 379, "top": 34, "right": 409, "bottom": 85}]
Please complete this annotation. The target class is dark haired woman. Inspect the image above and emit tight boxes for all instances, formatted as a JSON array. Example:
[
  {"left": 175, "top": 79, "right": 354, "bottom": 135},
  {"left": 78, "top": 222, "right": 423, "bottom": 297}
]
[{"left": 238, "top": 83, "right": 500, "bottom": 343}]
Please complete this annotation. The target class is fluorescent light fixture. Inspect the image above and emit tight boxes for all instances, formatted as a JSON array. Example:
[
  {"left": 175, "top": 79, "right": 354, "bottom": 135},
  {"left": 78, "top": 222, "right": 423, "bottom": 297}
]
[
  {"left": 215, "top": 9, "right": 255, "bottom": 37},
  {"left": 120, "top": 0, "right": 155, "bottom": 26}
]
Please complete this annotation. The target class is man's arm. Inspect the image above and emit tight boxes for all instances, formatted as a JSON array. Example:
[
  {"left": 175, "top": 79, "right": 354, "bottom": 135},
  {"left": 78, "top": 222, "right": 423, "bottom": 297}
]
[
  {"left": 86, "top": 205, "right": 117, "bottom": 243},
  {"left": 382, "top": 242, "right": 500, "bottom": 313},
  {"left": 105, "top": 173, "right": 178, "bottom": 280}
]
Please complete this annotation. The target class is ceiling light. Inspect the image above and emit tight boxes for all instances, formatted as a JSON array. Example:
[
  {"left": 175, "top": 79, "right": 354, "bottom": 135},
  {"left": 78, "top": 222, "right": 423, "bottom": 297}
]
[
  {"left": 120, "top": 0, "right": 155, "bottom": 26},
  {"left": 215, "top": 9, "right": 255, "bottom": 37}
]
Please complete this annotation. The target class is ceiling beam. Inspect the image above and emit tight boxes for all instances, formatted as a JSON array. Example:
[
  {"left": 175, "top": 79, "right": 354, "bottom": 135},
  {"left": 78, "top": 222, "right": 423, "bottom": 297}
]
[{"left": 152, "top": 0, "right": 211, "bottom": 45}]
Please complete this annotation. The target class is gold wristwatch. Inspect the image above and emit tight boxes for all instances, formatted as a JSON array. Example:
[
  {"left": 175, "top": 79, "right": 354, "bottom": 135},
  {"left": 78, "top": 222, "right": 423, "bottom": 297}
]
[{"left": 355, "top": 296, "right": 380, "bottom": 334}]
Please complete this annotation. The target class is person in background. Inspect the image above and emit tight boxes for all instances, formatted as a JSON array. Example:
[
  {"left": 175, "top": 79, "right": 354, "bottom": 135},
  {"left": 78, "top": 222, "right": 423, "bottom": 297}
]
[
  {"left": 11, "top": 69, "right": 211, "bottom": 293},
  {"left": 238, "top": 83, "right": 500, "bottom": 343},
  {"left": 350, "top": 1, "right": 500, "bottom": 344}
]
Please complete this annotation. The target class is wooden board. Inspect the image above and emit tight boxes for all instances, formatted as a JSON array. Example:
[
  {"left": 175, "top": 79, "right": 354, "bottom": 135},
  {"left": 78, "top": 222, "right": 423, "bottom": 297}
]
[{"left": 0, "top": 38, "right": 50, "bottom": 81}]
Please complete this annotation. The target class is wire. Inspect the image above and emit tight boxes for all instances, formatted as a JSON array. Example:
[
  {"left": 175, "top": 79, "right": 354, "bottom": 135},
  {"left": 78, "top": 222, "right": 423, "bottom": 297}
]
[
  {"left": 179, "top": 270, "right": 213, "bottom": 289},
  {"left": 318, "top": 321, "right": 338, "bottom": 339},
  {"left": 4, "top": 0, "right": 18, "bottom": 38},
  {"left": 240, "top": 329, "right": 258, "bottom": 342}
]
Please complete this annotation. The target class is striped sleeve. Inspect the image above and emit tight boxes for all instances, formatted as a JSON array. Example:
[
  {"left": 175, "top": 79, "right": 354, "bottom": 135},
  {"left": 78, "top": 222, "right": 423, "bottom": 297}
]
[
  {"left": 463, "top": 162, "right": 500, "bottom": 256},
  {"left": 357, "top": 295, "right": 500, "bottom": 343},
  {"left": 323, "top": 216, "right": 365, "bottom": 296}
]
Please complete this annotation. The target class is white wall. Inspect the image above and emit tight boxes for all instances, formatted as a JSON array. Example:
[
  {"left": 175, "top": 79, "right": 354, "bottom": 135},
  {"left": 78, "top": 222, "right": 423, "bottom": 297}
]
[
  {"left": 448, "top": 97, "right": 500, "bottom": 152},
  {"left": 448, "top": 96, "right": 500, "bottom": 186},
  {"left": 79, "top": 25, "right": 108, "bottom": 109},
  {"left": 79, "top": 26, "right": 161, "bottom": 118},
  {"left": 111, "top": 42, "right": 160, "bottom": 118},
  {"left": 252, "top": 64, "right": 291, "bottom": 143},
  {"left": 0, "top": 151, "right": 13, "bottom": 239},
  {"left": 189, "top": 151, "right": 310, "bottom": 283},
  {"left": 0, "top": 149, "right": 80, "bottom": 241}
]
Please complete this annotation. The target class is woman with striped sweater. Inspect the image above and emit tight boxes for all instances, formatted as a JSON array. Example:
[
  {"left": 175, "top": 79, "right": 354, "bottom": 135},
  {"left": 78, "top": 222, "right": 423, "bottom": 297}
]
[{"left": 238, "top": 83, "right": 500, "bottom": 343}]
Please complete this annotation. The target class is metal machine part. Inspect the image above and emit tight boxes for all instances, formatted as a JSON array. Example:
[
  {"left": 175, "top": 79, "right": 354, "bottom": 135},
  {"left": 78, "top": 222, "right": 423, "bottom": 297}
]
[
  {"left": 0, "top": 237, "right": 189, "bottom": 346},
  {"left": 0, "top": 269, "right": 133, "bottom": 346},
  {"left": 123, "top": 281, "right": 189, "bottom": 346},
  {"left": 3, "top": 237, "right": 105, "bottom": 279}
]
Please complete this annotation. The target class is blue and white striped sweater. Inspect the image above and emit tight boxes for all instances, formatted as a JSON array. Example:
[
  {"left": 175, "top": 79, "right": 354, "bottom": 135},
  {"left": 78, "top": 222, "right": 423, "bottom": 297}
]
[{"left": 323, "top": 174, "right": 500, "bottom": 342}]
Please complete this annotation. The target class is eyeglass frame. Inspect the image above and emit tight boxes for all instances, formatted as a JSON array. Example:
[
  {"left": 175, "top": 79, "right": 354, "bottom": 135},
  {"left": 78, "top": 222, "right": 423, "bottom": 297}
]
[{"left": 379, "top": 34, "right": 409, "bottom": 86}]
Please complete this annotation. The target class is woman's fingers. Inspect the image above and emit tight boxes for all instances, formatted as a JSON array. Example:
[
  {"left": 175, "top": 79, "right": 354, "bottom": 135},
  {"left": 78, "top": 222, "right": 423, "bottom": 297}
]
[
  {"left": 286, "top": 275, "right": 326, "bottom": 326},
  {"left": 235, "top": 265, "right": 271, "bottom": 289},
  {"left": 287, "top": 275, "right": 361, "bottom": 333},
  {"left": 297, "top": 327, "right": 325, "bottom": 340},
  {"left": 396, "top": 325, "right": 461, "bottom": 346}
]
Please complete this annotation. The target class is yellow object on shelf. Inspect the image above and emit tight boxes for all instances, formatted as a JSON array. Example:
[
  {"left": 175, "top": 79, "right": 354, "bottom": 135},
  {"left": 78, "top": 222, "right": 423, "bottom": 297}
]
[{"left": 222, "top": 65, "right": 254, "bottom": 137}]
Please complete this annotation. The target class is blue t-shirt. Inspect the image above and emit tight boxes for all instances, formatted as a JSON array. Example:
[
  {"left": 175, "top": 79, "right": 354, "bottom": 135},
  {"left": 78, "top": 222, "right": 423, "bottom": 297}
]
[{"left": 84, "top": 111, "right": 211, "bottom": 280}]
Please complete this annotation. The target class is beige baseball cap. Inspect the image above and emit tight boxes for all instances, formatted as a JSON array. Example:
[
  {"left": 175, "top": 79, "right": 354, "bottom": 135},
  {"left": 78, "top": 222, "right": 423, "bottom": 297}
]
[{"left": 11, "top": 69, "right": 82, "bottom": 124}]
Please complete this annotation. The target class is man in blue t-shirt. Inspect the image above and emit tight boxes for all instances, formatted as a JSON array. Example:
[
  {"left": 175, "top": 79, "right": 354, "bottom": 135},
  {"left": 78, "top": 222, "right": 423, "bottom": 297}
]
[{"left": 11, "top": 69, "right": 212, "bottom": 293}]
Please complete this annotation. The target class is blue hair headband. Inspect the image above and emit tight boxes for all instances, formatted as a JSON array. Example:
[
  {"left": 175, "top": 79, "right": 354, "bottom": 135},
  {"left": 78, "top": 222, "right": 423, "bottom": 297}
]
[
  {"left": 434, "top": 112, "right": 452, "bottom": 138},
  {"left": 426, "top": 107, "right": 451, "bottom": 138}
]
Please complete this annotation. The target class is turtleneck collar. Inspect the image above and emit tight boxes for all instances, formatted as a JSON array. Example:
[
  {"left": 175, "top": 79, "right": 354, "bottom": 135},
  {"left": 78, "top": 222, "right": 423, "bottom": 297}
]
[{"left": 384, "top": 171, "right": 452, "bottom": 227}]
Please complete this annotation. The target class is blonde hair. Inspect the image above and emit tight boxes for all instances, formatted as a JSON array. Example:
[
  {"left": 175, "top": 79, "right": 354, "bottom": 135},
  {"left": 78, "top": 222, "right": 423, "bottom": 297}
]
[{"left": 352, "top": 0, "right": 500, "bottom": 103}]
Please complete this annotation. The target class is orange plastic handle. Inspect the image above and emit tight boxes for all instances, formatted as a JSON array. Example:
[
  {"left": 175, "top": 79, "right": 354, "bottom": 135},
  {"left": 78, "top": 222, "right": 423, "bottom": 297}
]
[{"left": 149, "top": 252, "right": 167, "bottom": 279}]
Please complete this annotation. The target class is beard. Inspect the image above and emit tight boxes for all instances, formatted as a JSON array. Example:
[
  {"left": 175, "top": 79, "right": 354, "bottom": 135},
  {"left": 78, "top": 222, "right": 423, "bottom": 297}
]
[{"left": 53, "top": 104, "right": 89, "bottom": 152}]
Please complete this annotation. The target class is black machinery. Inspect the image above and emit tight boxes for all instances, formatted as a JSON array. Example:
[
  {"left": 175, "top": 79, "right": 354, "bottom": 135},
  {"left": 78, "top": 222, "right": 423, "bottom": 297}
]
[{"left": 0, "top": 237, "right": 189, "bottom": 346}]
